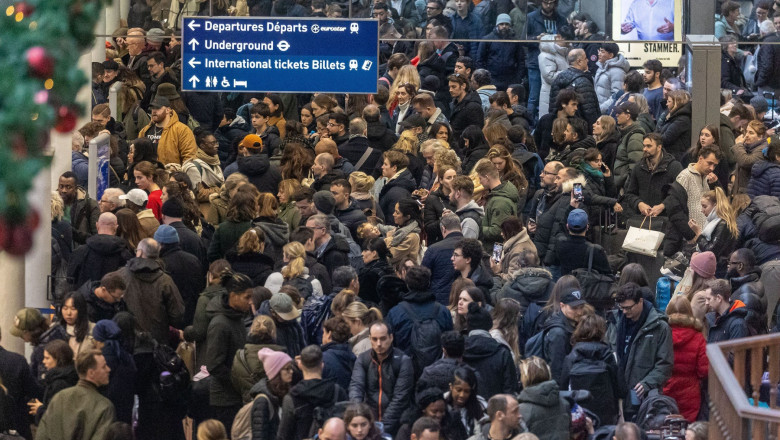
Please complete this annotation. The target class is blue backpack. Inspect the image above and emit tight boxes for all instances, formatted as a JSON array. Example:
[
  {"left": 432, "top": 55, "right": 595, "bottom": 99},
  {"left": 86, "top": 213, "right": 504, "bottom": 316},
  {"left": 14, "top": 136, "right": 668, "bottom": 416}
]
[{"left": 655, "top": 276, "right": 677, "bottom": 313}]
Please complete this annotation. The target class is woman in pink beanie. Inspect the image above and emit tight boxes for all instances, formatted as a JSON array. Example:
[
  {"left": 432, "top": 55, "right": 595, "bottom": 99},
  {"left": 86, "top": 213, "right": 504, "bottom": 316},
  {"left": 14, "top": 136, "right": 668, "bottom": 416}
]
[
  {"left": 683, "top": 251, "right": 717, "bottom": 324},
  {"left": 239, "top": 348, "right": 293, "bottom": 440}
]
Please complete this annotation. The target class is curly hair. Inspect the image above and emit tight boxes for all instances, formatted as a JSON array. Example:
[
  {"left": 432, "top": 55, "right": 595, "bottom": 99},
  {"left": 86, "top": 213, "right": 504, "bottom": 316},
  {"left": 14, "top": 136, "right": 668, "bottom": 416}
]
[{"left": 280, "top": 143, "right": 314, "bottom": 180}]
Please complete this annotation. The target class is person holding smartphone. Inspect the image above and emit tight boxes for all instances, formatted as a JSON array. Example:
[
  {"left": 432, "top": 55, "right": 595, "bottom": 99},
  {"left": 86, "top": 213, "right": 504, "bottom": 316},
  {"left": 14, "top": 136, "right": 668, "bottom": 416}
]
[{"left": 577, "top": 148, "right": 622, "bottom": 229}]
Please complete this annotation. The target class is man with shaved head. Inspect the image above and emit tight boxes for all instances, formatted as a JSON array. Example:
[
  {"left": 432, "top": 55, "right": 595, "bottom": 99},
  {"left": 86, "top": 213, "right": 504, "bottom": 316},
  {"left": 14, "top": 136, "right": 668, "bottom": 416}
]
[
  {"left": 318, "top": 418, "right": 347, "bottom": 440},
  {"left": 67, "top": 212, "right": 133, "bottom": 289}
]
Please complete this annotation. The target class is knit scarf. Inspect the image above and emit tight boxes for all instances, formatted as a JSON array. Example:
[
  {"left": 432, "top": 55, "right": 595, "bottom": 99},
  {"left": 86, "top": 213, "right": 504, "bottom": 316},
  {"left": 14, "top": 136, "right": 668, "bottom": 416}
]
[
  {"left": 581, "top": 163, "right": 604, "bottom": 180},
  {"left": 390, "top": 221, "right": 421, "bottom": 247},
  {"left": 197, "top": 148, "right": 221, "bottom": 166},
  {"left": 701, "top": 209, "right": 721, "bottom": 241}
]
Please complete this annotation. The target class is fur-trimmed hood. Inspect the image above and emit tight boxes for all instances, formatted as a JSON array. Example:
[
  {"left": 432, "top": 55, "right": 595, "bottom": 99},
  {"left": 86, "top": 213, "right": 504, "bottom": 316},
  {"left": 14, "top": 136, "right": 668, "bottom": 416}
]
[{"left": 561, "top": 175, "right": 587, "bottom": 193}]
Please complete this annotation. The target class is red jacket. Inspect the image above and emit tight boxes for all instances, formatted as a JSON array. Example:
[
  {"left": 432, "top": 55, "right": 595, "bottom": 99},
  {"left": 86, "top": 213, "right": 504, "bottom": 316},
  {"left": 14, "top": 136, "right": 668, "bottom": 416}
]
[{"left": 663, "top": 323, "right": 708, "bottom": 422}]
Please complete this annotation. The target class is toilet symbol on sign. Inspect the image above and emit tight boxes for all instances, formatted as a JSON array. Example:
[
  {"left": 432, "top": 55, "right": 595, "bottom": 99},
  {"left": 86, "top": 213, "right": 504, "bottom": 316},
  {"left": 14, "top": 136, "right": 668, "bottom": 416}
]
[
  {"left": 350, "top": 23, "right": 359, "bottom": 33},
  {"left": 349, "top": 60, "right": 358, "bottom": 70}
]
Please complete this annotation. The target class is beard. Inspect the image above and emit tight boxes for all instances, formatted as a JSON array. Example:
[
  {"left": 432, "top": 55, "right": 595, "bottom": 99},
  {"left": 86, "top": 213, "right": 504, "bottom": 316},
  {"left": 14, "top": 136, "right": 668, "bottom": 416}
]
[
  {"left": 727, "top": 268, "right": 740, "bottom": 279},
  {"left": 497, "top": 28, "right": 511, "bottom": 38}
]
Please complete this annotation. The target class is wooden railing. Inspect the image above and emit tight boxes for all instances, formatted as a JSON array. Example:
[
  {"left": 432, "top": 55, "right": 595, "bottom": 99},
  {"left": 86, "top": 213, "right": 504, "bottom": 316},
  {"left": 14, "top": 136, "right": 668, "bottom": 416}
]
[{"left": 708, "top": 333, "right": 780, "bottom": 439}]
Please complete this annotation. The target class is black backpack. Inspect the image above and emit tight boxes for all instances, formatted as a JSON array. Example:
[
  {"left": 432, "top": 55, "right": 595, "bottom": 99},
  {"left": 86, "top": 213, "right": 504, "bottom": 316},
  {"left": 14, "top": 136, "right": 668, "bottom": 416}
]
[
  {"left": 152, "top": 342, "right": 191, "bottom": 404},
  {"left": 748, "top": 195, "right": 780, "bottom": 243},
  {"left": 571, "top": 244, "right": 615, "bottom": 313},
  {"left": 520, "top": 302, "right": 548, "bottom": 356},
  {"left": 301, "top": 295, "right": 333, "bottom": 345},
  {"left": 567, "top": 356, "right": 619, "bottom": 426},
  {"left": 308, "top": 386, "right": 350, "bottom": 438},
  {"left": 634, "top": 389, "right": 679, "bottom": 430},
  {"left": 400, "top": 302, "right": 443, "bottom": 377}
]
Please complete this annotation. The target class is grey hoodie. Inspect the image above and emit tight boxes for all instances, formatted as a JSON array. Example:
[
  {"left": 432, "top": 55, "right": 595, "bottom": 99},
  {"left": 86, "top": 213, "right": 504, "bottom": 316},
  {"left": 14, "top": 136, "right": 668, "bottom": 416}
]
[{"left": 456, "top": 200, "right": 485, "bottom": 239}]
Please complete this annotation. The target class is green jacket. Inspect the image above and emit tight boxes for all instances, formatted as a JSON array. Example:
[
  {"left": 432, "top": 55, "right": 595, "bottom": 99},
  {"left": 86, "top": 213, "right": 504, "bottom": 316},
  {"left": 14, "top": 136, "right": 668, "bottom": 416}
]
[
  {"left": 481, "top": 181, "right": 519, "bottom": 249},
  {"left": 231, "top": 342, "right": 286, "bottom": 403},
  {"left": 183, "top": 284, "right": 226, "bottom": 368},
  {"left": 207, "top": 220, "right": 252, "bottom": 262},
  {"left": 613, "top": 123, "right": 646, "bottom": 190},
  {"left": 36, "top": 379, "right": 115, "bottom": 440},
  {"left": 611, "top": 305, "right": 673, "bottom": 395},
  {"left": 278, "top": 202, "right": 301, "bottom": 236}
]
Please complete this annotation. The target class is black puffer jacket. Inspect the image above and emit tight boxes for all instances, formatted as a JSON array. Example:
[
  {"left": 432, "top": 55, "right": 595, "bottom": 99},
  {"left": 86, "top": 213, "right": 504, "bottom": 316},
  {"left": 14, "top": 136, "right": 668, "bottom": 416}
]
[
  {"left": 449, "top": 91, "right": 485, "bottom": 140},
  {"left": 160, "top": 243, "right": 207, "bottom": 327},
  {"left": 529, "top": 189, "right": 564, "bottom": 261},
  {"left": 249, "top": 379, "right": 282, "bottom": 440},
  {"left": 225, "top": 249, "right": 275, "bottom": 287},
  {"left": 542, "top": 311, "right": 576, "bottom": 386},
  {"left": 366, "top": 120, "right": 398, "bottom": 153},
  {"left": 656, "top": 101, "right": 692, "bottom": 161},
  {"left": 358, "top": 258, "right": 394, "bottom": 306},
  {"left": 463, "top": 330, "right": 518, "bottom": 398},
  {"left": 77, "top": 280, "right": 127, "bottom": 323},
  {"left": 349, "top": 348, "right": 414, "bottom": 434},
  {"left": 418, "top": 358, "right": 463, "bottom": 392},
  {"left": 695, "top": 220, "right": 737, "bottom": 277},
  {"left": 548, "top": 67, "right": 600, "bottom": 126},
  {"left": 494, "top": 267, "right": 554, "bottom": 314},
  {"left": 35, "top": 364, "right": 79, "bottom": 423},
  {"left": 706, "top": 303, "right": 751, "bottom": 343},
  {"left": 517, "top": 380, "right": 571, "bottom": 440}
]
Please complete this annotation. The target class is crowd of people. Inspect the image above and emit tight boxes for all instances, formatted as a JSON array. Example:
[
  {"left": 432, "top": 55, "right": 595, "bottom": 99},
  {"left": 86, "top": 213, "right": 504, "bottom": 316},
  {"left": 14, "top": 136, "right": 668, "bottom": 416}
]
[{"left": 5, "top": 0, "right": 780, "bottom": 440}]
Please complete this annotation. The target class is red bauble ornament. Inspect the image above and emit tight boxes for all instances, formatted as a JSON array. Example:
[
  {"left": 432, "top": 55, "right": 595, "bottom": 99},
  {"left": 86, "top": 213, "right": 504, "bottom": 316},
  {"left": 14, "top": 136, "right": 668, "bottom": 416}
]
[
  {"left": 25, "top": 46, "right": 54, "bottom": 78},
  {"left": 14, "top": 1, "right": 34, "bottom": 16},
  {"left": 54, "top": 106, "right": 77, "bottom": 133},
  {"left": 6, "top": 225, "right": 34, "bottom": 256}
]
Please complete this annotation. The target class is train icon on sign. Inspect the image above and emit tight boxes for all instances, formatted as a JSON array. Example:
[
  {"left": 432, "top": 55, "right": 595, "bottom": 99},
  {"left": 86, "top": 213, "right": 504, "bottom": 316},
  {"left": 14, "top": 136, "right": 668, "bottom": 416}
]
[{"left": 351, "top": 23, "right": 359, "bottom": 33}]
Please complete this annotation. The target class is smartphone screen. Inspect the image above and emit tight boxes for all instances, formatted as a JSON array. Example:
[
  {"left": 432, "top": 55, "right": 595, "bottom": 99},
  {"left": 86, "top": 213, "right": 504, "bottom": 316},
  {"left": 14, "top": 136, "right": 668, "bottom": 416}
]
[
  {"left": 492, "top": 243, "right": 503, "bottom": 262},
  {"left": 573, "top": 183, "right": 584, "bottom": 201}
]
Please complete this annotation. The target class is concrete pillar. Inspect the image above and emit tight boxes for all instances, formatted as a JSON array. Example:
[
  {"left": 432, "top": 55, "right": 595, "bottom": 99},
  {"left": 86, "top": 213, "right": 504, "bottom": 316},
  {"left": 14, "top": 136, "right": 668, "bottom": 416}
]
[
  {"left": 106, "top": 0, "right": 120, "bottom": 38},
  {"left": 689, "top": 0, "right": 715, "bottom": 35},
  {"left": 686, "top": 35, "right": 722, "bottom": 148},
  {"left": 24, "top": 170, "right": 52, "bottom": 309},
  {"left": 92, "top": 11, "right": 107, "bottom": 63},
  {"left": 0, "top": 253, "right": 27, "bottom": 355},
  {"left": 119, "top": 0, "right": 130, "bottom": 24}
]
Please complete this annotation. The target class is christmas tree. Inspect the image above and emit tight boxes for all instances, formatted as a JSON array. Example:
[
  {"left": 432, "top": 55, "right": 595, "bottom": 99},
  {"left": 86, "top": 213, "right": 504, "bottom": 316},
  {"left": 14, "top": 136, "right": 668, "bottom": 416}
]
[{"left": 0, "top": 0, "right": 108, "bottom": 254}]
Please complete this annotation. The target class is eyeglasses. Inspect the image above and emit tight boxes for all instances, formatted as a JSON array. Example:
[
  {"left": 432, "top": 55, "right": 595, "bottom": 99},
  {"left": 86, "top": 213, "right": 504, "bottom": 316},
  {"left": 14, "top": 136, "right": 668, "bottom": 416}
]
[
  {"left": 326, "top": 122, "right": 342, "bottom": 127},
  {"left": 452, "top": 252, "right": 463, "bottom": 258},
  {"left": 426, "top": 5, "right": 441, "bottom": 9},
  {"left": 542, "top": 170, "right": 557, "bottom": 176},
  {"left": 616, "top": 302, "right": 638, "bottom": 311},
  {"left": 727, "top": 260, "right": 743, "bottom": 266}
]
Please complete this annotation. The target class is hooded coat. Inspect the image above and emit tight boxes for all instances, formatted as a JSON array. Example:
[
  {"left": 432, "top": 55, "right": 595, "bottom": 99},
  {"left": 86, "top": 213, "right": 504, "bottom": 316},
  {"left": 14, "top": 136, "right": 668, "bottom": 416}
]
[
  {"left": 205, "top": 293, "right": 248, "bottom": 407},
  {"left": 747, "top": 159, "right": 780, "bottom": 199},
  {"left": 662, "top": 322, "right": 708, "bottom": 422},
  {"left": 277, "top": 378, "right": 348, "bottom": 440},
  {"left": 34, "top": 364, "right": 79, "bottom": 424},
  {"left": 656, "top": 102, "right": 692, "bottom": 161},
  {"left": 226, "top": 249, "right": 275, "bottom": 287},
  {"left": 706, "top": 301, "right": 751, "bottom": 343},
  {"left": 358, "top": 257, "right": 395, "bottom": 306},
  {"left": 476, "top": 28, "right": 525, "bottom": 88},
  {"left": 613, "top": 122, "right": 647, "bottom": 190},
  {"left": 517, "top": 380, "right": 571, "bottom": 440},
  {"left": 322, "top": 342, "right": 356, "bottom": 391},
  {"left": 733, "top": 140, "right": 768, "bottom": 196},
  {"left": 463, "top": 330, "right": 518, "bottom": 398},
  {"left": 494, "top": 267, "right": 554, "bottom": 314},
  {"left": 119, "top": 257, "right": 184, "bottom": 344},
  {"left": 560, "top": 341, "right": 622, "bottom": 426},
  {"left": 386, "top": 289, "right": 453, "bottom": 354},
  {"left": 538, "top": 36, "right": 569, "bottom": 118},
  {"left": 253, "top": 216, "right": 290, "bottom": 263},
  {"left": 67, "top": 234, "right": 133, "bottom": 289},
  {"left": 594, "top": 54, "right": 630, "bottom": 112},
  {"left": 549, "top": 67, "right": 601, "bottom": 126},
  {"left": 77, "top": 280, "right": 127, "bottom": 323},
  {"left": 481, "top": 181, "right": 520, "bottom": 249},
  {"left": 236, "top": 153, "right": 282, "bottom": 195},
  {"left": 378, "top": 169, "right": 417, "bottom": 227}
]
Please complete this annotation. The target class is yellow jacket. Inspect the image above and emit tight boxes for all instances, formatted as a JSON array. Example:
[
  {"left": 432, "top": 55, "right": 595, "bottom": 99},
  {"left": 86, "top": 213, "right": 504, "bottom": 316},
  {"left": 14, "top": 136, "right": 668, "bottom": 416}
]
[{"left": 138, "top": 110, "right": 197, "bottom": 165}]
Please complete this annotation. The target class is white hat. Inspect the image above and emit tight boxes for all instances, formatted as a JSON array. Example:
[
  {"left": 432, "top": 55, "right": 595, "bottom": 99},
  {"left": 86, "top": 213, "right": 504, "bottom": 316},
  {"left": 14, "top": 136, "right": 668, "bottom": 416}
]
[{"left": 119, "top": 188, "right": 148, "bottom": 206}]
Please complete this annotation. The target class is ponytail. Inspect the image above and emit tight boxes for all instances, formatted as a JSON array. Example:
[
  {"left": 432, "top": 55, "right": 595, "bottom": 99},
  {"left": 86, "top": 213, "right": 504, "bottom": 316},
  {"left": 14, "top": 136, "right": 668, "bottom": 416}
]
[{"left": 281, "top": 242, "right": 306, "bottom": 280}]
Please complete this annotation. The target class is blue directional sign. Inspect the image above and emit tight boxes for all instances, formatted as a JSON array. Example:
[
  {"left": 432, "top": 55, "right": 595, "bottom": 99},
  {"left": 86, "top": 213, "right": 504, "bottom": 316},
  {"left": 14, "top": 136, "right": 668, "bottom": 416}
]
[{"left": 181, "top": 17, "right": 379, "bottom": 94}]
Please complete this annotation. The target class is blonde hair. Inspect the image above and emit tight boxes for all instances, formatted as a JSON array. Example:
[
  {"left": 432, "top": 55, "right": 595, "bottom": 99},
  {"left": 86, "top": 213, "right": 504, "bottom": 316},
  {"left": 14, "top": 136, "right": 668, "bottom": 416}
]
[
  {"left": 703, "top": 186, "right": 738, "bottom": 238},
  {"left": 393, "top": 130, "right": 420, "bottom": 156},
  {"left": 594, "top": 115, "right": 617, "bottom": 144},
  {"left": 420, "top": 138, "right": 449, "bottom": 155},
  {"left": 349, "top": 172, "right": 375, "bottom": 193},
  {"left": 434, "top": 148, "right": 461, "bottom": 174},
  {"left": 197, "top": 419, "right": 228, "bottom": 440},
  {"left": 257, "top": 192, "right": 279, "bottom": 218},
  {"left": 281, "top": 242, "right": 306, "bottom": 280},
  {"left": 388, "top": 65, "right": 421, "bottom": 107},
  {"left": 237, "top": 227, "right": 265, "bottom": 254},
  {"left": 552, "top": 117, "right": 569, "bottom": 145},
  {"left": 483, "top": 123, "right": 508, "bottom": 146},
  {"left": 331, "top": 289, "right": 357, "bottom": 316},
  {"left": 630, "top": 93, "right": 650, "bottom": 115},
  {"left": 278, "top": 179, "right": 301, "bottom": 200},
  {"left": 51, "top": 191, "right": 64, "bottom": 221},
  {"left": 342, "top": 301, "right": 383, "bottom": 326},
  {"left": 667, "top": 90, "right": 691, "bottom": 114},
  {"left": 249, "top": 314, "right": 277, "bottom": 340},
  {"left": 520, "top": 356, "right": 552, "bottom": 388}
]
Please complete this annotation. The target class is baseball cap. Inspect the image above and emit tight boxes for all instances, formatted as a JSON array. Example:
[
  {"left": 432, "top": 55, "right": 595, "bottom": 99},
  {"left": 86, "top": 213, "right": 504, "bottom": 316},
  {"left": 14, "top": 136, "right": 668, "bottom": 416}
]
[
  {"left": 119, "top": 188, "right": 149, "bottom": 206},
  {"left": 615, "top": 101, "right": 639, "bottom": 119},
  {"left": 10, "top": 308, "right": 46, "bottom": 337},
  {"left": 269, "top": 293, "right": 301, "bottom": 321},
  {"left": 400, "top": 114, "right": 426, "bottom": 129},
  {"left": 239, "top": 134, "right": 263, "bottom": 151},
  {"left": 561, "top": 288, "right": 586, "bottom": 307},
  {"left": 567, "top": 208, "right": 588, "bottom": 233},
  {"left": 496, "top": 13, "right": 511, "bottom": 25},
  {"left": 149, "top": 95, "right": 170, "bottom": 109}
]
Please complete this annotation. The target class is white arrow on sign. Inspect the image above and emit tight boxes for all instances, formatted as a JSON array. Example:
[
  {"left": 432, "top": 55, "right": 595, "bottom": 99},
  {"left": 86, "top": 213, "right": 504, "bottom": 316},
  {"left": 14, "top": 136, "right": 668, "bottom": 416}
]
[
  {"left": 188, "top": 58, "right": 201, "bottom": 68},
  {"left": 189, "top": 75, "right": 200, "bottom": 87},
  {"left": 189, "top": 38, "right": 199, "bottom": 51},
  {"left": 187, "top": 21, "right": 201, "bottom": 31}
]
